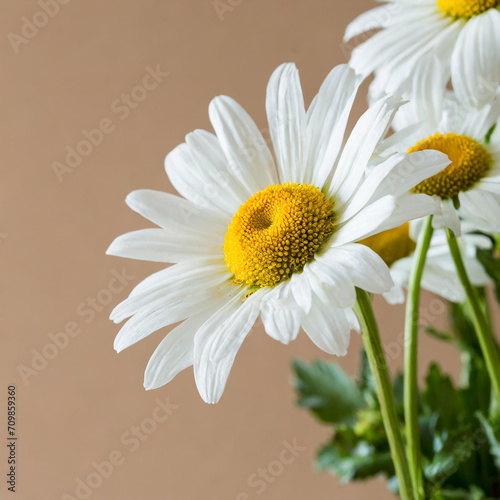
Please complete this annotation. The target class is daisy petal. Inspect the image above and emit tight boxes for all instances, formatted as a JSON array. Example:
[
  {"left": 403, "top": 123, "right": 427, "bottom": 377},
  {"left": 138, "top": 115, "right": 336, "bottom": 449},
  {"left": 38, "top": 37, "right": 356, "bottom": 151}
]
[
  {"left": 331, "top": 195, "right": 397, "bottom": 246},
  {"left": 194, "top": 290, "right": 260, "bottom": 404},
  {"left": 106, "top": 228, "right": 221, "bottom": 263},
  {"left": 301, "top": 302, "right": 351, "bottom": 356},
  {"left": 110, "top": 259, "right": 230, "bottom": 323},
  {"left": 144, "top": 313, "right": 210, "bottom": 390},
  {"left": 126, "top": 189, "right": 227, "bottom": 240},
  {"left": 165, "top": 133, "right": 243, "bottom": 215},
  {"left": 266, "top": 63, "right": 306, "bottom": 183},
  {"left": 451, "top": 9, "right": 500, "bottom": 108},
  {"left": 319, "top": 243, "right": 394, "bottom": 294},
  {"left": 329, "top": 95, "right": 403, "bottom": 204},
  {"left": 306, "top": 65, "right": 360, "bottom": 187},
  {"left": 344, "top": 5, "right": 395, "bottom": 42},
  {"left": 113, "top": 284, "right": 232, "bottom": 352},
  {"left": 261, "top": 283, "right": 302, "bottom": 344},
  {"left": 209, "top": 96, "right": 277, "bottom": 194}
]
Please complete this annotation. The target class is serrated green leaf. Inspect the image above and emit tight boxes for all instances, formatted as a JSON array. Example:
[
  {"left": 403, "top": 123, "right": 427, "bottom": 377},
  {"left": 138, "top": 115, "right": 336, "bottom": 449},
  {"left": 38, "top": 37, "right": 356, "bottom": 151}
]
[
  {"left": 317, "top": 441, "right": 394, "bottom": 482},
  {"left": 432, "top": 486, "right": 488, "bottom": 500},
  {"left": 422, "top": 364, "right": 461, "bottom": 430},
  {"left": 476, "top": 413, "right": 500, "bottom": 470},
  {"left": 293, "top": 359, "right": 365, "bottom": 424}
]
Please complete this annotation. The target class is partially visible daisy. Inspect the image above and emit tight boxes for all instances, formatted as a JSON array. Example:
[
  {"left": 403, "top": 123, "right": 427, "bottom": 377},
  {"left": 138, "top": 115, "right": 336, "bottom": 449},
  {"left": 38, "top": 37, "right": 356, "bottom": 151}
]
[
  {"left": 376, "top": 56, "right": 500, "bottom": 235},
  {"left": 106, "top": 63, "right": 448, "bottom": 403},
  {"left": 344, "top": 0, "right": 500, "bottom": 108},
  {"left": 361, "top": 221, "right": 492, "bottom": 304}
]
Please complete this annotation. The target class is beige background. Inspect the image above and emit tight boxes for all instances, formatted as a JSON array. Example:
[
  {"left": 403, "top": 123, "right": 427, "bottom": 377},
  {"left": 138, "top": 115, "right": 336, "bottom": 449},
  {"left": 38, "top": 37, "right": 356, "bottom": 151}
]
[{"left": 1, "top": 1, "right": 463, "bottom": 499}]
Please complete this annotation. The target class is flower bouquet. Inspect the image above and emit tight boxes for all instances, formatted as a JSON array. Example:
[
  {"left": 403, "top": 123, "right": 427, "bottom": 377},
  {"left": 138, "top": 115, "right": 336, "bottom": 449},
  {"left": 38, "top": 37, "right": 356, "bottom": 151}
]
[{"left": 106, "top": 1, "right": 500, "bottom": 498}]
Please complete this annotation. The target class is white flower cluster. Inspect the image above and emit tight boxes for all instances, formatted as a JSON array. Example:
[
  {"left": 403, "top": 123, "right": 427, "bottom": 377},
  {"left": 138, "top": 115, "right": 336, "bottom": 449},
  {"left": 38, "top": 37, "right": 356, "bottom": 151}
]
[{"left": 107, "top": 0, "right": 500, "bottom": 405}]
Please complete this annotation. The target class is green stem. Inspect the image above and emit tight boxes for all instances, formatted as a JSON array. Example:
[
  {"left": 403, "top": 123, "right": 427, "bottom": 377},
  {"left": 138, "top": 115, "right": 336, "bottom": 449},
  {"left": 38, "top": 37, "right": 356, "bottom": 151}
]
[
  {"left": 355, "top": 288, "right": 415, "bottom": 500},
  {"left": 404, "top": 215, "right": 433, "bottom": 499},
  {"left": 446, "top": 228, "right": 500, "bottom": 401}
]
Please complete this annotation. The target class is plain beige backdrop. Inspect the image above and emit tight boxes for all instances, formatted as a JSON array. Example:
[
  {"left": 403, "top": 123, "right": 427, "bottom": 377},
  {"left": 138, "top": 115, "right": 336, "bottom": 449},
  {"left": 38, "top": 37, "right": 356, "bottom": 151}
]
[{"left": 0, "top": 1, "right": 464, "bottom": 499}]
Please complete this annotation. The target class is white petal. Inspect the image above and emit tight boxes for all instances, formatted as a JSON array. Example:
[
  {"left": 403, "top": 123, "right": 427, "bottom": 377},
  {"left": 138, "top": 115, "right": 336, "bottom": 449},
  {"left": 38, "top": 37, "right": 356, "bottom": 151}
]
[
  {"left": 437, "top": 198, "right": 461, "bottom": 235},
  {"left": 260, "top": 283, "right": 302, "bottom": 344},
  {"left": 164, "top": 132, "right": 244, "bottom": 215},
  {"left": 113, "top": 283, "right": 233, "bottom": 353},
  {"left": 319, "top": 243, "right": 394, "bottom": 294},
  {"left": 451, "top": 9, "right": 500, "bottom": 108},
  {"left": 374, "top": 193, "right": 440, "bottom": 235},
  {"left": 106, "top": 228, "right": 221, "bottom": 263},
  {"left": 392, "top": 54, "right": 447, "bottom": 132},
  {"left": 194, "top": 289, "right": 261, "bottom": 403},
  {"left": 209, "top": 96, "right": 277, "bottom": 194},
  {"left": 144, "top": 312, "right": 210, "bottom": 390},
  {"left": 329, "top": 95, "right": 403, "bottom": 204},
  {"left": 459, "top": 189, "right": 500, "bottom": 232},
  {"left": 344, "top": 5, "right": 396, "bottom": 42},
  {"left": 289, "top": 271, "right": 313, "bottom": 314},
  {"left": 350, "top": 12, "right": 449, "bottom": 80},
  {"left": 306, "top": 65, "right": 360, "bottom": 187},
  {"left": 365, "top": 18, "right": 461, "bottom": 102},
  {"left": 306, "top": 260, "right": 357, "bottom": 308},
  {"left": 330, "top": 195, "right": 397, "bottom": 247},
  {"left": 339, "top": 150, "right": 450, "bottom": 222},
  {"left": 301, "top": 302, "right": 351, "bottom": 356},
  {"left": 266, "top": 63, "right": 306, "bottom": 183},
  {"left": 126, "top": 189, "right": 227, "bottom": 240},
  {"left": 110, "top": 259, "right": 230, "bottom": 323}
]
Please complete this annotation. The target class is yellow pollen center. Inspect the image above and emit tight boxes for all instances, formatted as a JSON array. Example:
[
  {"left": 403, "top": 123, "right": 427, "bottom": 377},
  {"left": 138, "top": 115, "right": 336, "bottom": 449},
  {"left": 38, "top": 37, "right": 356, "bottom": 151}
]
[
  {"left": 224, "top": 183, "right": 335, "bottom": 288},
  {"left": 437, "top": 0, "right": 498, "bottom": 19},
  {"left": 408, "top": 133, "right": 491, "bottom": 199},
  {"left": 361, "top": 223, "right": 416, "bottom": 268}
]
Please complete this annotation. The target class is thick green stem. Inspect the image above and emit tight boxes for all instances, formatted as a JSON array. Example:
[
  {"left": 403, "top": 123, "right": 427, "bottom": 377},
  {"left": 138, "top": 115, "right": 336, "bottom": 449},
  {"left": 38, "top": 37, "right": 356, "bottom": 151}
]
[
  {"left": 446, "top": 228, "right": 500, "bottom": 401},
  {"left": 355, "top": 288, "right": 415, "bottom": 500},
  {"left": 404, "top": 215, "right": 433, "bottom": 499}
]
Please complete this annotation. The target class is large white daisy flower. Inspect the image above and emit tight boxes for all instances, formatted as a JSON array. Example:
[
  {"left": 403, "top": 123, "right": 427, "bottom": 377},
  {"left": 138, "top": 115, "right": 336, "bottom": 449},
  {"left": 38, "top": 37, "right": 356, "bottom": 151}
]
[
  {"left": 377, "top": 56, "right": 500, "bottom": 235},
  {"left": 106, "top": 63, "right": 448, "bottom": 403},
  {"left": 361, "top": 221, "right": 492, "bottom": 304},
  {"left": 344, "top": 0, "right": 500, "bottom": 108}
]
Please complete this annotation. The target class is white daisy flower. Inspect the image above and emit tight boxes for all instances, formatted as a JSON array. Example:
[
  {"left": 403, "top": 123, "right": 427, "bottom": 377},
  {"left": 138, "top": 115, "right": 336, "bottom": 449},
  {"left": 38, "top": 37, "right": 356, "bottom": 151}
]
[
  {"left": 344, "top": 0, "right": 500, "bottom": 108},
  {"left": 360, "top": 221, "right": 492, "bottom": 304},
  {"left": 377, "top": 56, "right": 500, "bottom": 235},
  {"left": 106, "top": 63, "right": 449, "bottom": 403}
]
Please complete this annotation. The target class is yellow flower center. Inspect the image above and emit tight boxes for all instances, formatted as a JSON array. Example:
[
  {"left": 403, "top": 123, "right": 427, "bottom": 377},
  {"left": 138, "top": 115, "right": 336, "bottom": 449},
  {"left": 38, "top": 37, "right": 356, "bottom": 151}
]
[
  {"left": 361, "top": 223, "right": 416, "bottom": 267},
  {"left": 408, "top": 133, "right": 491, "bottom": 199},
  {"left": 437, "top": 0, "right": 498, "bottom": 19},
  {"left": 224, "top": 183, "right": 335, "bottom": 288}
]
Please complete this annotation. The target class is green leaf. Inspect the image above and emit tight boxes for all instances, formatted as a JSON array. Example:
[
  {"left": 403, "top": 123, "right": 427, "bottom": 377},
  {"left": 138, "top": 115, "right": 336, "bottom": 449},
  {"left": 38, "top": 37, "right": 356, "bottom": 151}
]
[
  {"left": 461, "top": 355, "right": 490, "bottom": 417},
  {"left": 293, "top": 358, "right": 365, "bottom": 424},
  {"left": 476, "top": 412, "right": 500, "bottom": 470},
  {"left": 424, "top": 428, "right": 474, "bottom": 488},
  {"left": 422, "top": 363, "right": 461, "bottom": 430},
  {"left": 317, "top": 441, "right": 394, "bottom": 482},
  {"left": 432, "top": 486, "right": 488, "bottom": 499}
]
